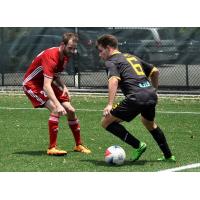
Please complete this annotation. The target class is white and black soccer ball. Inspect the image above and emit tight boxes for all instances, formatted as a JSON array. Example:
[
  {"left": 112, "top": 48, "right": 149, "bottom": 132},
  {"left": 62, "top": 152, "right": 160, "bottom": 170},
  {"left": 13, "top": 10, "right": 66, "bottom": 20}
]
[{"left": 105, "top": 145, "right": 126, "bottom": 165}]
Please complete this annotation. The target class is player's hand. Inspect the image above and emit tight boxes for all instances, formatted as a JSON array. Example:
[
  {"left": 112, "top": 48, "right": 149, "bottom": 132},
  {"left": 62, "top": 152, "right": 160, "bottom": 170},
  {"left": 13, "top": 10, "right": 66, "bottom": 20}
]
[
  {"left": 103, "top": 104, "right": 112, "bottom": 117},
  {"left": 56, "top": 104, "right": 67, "bottom": 116},
  {"left": 154, "top": 88, "right": 158, "bottom": 100},
  {"left": 62, "top": 86, "right": 71, "bottom": 101}
]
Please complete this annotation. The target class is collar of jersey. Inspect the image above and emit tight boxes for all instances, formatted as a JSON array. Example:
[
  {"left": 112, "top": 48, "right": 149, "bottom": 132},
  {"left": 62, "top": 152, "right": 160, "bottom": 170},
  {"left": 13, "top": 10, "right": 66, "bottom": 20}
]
[{"left": 111, "top": 50, "right": 121, "bottom": 56}]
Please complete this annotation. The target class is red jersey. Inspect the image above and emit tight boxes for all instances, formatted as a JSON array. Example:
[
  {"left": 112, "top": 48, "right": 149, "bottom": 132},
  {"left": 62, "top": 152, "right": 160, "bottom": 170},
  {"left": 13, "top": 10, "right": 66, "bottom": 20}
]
[{"left": 23, "top": 47, "right": 69, "bottom": 87}]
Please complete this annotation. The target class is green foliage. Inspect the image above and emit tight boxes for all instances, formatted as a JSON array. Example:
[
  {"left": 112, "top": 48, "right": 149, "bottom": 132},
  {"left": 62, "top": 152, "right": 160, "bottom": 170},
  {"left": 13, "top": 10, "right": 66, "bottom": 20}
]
[{"left": 0, "top": 95, "right": 200, "bottom": 172}]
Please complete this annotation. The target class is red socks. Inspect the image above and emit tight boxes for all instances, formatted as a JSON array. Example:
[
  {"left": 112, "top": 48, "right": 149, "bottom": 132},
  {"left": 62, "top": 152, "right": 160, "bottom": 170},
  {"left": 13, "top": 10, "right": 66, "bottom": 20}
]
[
  {"left": 48, "top": 115, "right": 82, "bottom": 148},
  {"left": 68, "top": 118, "right": 82, "bottom": 145},
  {"left": 48, "top": 114, "right": 59, "bottom": 149}
]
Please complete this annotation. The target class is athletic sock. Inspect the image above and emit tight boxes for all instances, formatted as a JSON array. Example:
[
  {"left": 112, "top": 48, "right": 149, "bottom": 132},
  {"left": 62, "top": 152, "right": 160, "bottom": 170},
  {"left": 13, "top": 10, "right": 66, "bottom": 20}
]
[
  {"left": 150, "top": 126, "right": 172, "bottom": 158},
  {"left": 106, "top": 122, "right": 140, "bottom": 148},
  {"left": 68, "top": 118, "right": 82, "bottom": 146},
  {"left": 48, "top": 114, "right": 59, "bottom": 149}
]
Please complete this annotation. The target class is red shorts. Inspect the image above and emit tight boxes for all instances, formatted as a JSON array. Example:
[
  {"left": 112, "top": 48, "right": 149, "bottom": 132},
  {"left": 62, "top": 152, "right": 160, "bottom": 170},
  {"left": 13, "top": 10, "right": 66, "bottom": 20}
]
[{"left": 23, "top": 83, "right": 69, "bottom": 108}]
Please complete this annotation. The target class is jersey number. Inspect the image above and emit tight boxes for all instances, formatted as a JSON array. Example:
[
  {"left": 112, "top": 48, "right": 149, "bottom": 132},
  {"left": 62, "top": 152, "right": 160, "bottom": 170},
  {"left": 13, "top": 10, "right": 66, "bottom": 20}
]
[{"left": 126, "top": 57, "right": 145, "bottom": 76}]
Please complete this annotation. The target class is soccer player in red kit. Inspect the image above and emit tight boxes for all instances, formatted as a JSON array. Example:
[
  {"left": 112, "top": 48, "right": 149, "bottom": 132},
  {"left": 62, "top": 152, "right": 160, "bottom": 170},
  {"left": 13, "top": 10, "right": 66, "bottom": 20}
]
[{"left": 23, "top": 32, "right": 91, "bottom": 156}]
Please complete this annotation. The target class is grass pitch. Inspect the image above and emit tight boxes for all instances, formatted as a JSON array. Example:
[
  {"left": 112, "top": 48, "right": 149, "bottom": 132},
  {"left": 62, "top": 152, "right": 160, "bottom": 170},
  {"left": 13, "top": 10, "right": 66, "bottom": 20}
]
[{"left": 0, "top": 94, "right": 200, "bottom": 172}]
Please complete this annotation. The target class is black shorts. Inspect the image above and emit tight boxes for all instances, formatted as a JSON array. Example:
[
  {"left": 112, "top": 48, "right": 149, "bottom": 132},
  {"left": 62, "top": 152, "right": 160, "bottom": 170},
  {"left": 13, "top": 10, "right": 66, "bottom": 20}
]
[{"left": 110, "top": 98, "right": 156, "bottom": 122}]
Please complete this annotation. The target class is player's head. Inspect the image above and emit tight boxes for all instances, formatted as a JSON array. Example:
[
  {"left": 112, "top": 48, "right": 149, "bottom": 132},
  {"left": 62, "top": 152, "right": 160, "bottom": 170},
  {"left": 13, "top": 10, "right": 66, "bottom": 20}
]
[
  {"left": 96, "top": 34, "right": 118, "bottom": 60},
  {"left": 62, "top": 32, "right": 78, "bottom": 57}
]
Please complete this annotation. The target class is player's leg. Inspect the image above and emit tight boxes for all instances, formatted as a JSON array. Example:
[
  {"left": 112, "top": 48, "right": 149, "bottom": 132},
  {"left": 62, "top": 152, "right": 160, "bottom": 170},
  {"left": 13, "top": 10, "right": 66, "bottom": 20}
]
[
  {"left": 52, "top": 83, "right": 91, "bottom": 154},
  {"left": 45, "top": 100, "right": 60, "bottom": 149},
  {"left": 61, "top": 101, "right": 91, "bottom": 154},
  {"left": 141, "top": 106, "right": 175, "bottom": 161},
  {"left": 23, "top": 85, "right": 66, "bottom": 155},
  {"left": 102, "top": 114, "right": 147, "bottom": 161},
  {"left": 62, "top": 101, "right": 81, "bottom": 145},
  {"left": 102, "top": 107, "right": 142, "bottom": 148},
  {"left": 102, "top": 99, "right": 147, "bottom": 161},
  {"left": 44, "top": 100, "right": 67, "bottom": 155}
]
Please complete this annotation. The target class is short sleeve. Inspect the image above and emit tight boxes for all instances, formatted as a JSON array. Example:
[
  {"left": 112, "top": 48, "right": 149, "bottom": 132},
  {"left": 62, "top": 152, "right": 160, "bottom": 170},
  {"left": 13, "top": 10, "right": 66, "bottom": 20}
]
[
  {"left": 139, "top": 58, "right": 157, "bottom": 78},
  {"left": 41, "top": 53, "right": 57, "bottom": 79},
  {"left": 105, "top": 61, "right": 120, "bottom": 80}
]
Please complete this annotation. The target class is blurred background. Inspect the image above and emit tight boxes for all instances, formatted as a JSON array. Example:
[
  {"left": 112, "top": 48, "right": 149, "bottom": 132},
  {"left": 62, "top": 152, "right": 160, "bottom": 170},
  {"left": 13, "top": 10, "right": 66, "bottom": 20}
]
[{"left": 0, "top": 27, "right": 200, "bottom": 94}]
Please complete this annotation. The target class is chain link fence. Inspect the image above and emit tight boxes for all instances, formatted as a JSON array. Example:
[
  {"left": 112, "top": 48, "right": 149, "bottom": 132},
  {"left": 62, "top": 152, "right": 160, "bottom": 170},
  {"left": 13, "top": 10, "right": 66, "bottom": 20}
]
[{"left": 0, "top": 27, "right": 200, "bottom": 94}]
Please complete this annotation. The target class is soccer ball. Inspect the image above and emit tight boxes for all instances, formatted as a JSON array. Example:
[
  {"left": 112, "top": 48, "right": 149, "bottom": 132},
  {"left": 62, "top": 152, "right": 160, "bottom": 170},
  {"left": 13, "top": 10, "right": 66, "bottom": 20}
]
[{"left": 105, "top": 145, "right": 126, "bottom": 165}]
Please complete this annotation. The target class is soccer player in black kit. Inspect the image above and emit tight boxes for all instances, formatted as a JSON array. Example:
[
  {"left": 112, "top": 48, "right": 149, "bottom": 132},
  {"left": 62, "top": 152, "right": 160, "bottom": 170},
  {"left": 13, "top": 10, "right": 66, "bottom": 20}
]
[{"left": 96, "top": 34, "right": 176, "bottom": 162}]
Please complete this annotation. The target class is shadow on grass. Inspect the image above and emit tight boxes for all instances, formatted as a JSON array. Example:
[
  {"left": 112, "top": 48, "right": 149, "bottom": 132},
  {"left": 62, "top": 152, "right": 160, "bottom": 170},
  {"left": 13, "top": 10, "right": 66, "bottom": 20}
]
[
  {"left": 12, "top": 150, "right": 78, "bottom": 157},
  {"left": 80, "top": 159, "right": 149, "bottom": 166},
  {"left": 13, "top": 151, "right": 46, "bottom": 156}
]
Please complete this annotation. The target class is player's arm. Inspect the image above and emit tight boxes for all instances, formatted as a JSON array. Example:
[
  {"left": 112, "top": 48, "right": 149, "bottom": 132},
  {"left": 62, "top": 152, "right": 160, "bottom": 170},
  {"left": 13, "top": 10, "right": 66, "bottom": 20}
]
[
  {"left": 54, "top": 75, "right": 65, "bottom": 88},
  {"left": 139, "top": 58, "right": 159, "bottom": 90},
  {"left": 103, "top": 76, "right": 119, "bottom": 116},
  {"left": 103, "top": 61, "right": 121, "bottom": 116},
  {"left": 149, "top": 67, "right": 159, "bottom": 90},
  {"left": 108, "top": 76, "right": 119, "bottom": 105},
  {"left": 43, "top": 76, "right": 66, "bottom": 115},
  {"left": 54, "top": 75, "right": 71, "bottom": 99}
]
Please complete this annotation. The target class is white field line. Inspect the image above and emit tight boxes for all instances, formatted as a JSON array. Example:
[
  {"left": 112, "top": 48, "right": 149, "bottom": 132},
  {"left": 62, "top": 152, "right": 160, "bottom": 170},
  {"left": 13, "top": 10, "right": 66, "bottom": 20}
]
[
  {"left": 1, "top": 92, "right": 200, "bottom": 100},
  {"left": 157, "top": 111, "right": 200, "bottom": 115},
  {"left": 158, "top": 163, "right": 200, "bottom": 172},
  {"left": 0, "top": 106, "right": 200, "bottom": 115}
]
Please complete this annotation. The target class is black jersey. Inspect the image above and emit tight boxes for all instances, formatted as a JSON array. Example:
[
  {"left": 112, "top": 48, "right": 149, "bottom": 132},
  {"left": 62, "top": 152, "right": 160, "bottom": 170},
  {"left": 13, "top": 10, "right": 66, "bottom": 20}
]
[{"left": 105, "top": 52, "right": 157, "bottom": 104}]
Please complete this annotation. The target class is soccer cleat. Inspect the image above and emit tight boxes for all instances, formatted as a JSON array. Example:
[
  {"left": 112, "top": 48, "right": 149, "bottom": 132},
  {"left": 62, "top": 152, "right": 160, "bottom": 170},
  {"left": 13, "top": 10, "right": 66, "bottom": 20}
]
[
  {"left": 157, "top": 155, "right": 176, "bottom": 162},
  {"left": 47, "top": 147, "right": 67, "bottom": 156},
  {"left": 74, "top": 144, "right": 91, "bottom": 154},
  {"left": 131, "top": 142, "right": 147, "bottom": 161}
]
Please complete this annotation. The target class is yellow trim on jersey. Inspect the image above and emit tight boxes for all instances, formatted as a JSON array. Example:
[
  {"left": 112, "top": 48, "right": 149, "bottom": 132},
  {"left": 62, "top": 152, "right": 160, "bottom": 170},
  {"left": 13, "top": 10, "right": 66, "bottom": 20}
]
[
  {"left": 112, "top": 102, "right": 120, "bottom": 109},
  {"left": 149, "top": 66, "right": 158, "bottom": 78},
  {"left": 108, "top": 76, "right": 121, "bottom": 81},
  {"left": 111, "top": 50, "right": 121, "bottom": 56},
  {"left": 124, "top": 53, "right": 138, "bottom": 61}
]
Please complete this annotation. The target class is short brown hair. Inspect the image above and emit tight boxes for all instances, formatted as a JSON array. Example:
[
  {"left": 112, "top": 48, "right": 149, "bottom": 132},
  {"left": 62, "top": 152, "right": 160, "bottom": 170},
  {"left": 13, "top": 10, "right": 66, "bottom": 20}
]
[
  {"left": 62, "top": 32, "right": 78, "bottom": 45},
  {"left": 96, "top": 34, "right": 118, "bottom": 49}
]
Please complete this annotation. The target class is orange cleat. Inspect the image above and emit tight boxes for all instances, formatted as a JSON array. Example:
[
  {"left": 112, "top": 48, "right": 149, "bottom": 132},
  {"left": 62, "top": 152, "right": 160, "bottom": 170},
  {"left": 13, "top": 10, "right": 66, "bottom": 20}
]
[
  {"left": 74, "top": 144, "right": 91, "bottom": 154},
  {"left": 47, "top": 147, "right": 67, "bottom": 156}
]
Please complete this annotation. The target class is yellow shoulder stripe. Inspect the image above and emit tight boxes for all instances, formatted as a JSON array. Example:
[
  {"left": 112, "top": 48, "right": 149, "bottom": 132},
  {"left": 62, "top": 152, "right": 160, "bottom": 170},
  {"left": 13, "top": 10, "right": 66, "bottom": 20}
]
[
  {"left": 149, "top": 66, "right": 158, "bottom": 77},
  {"left": 111, "top": 50, "right": 121, "bottom": 56},
  {"left": 108, "top": 76, "right": 121, "bottom": 81}
]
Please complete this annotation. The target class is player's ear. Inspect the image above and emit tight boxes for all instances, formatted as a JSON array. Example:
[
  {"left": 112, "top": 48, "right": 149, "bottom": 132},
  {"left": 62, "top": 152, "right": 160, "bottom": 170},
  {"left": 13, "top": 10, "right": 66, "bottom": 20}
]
[
  {"left": 106, "top": 45, "right": 112, "bottom": 53},
  {"left": 95, "top": 42, "right": 99, "bottom": 49},
  {"left": 106, "top": 45, "right": 112, "bottom": 50}
]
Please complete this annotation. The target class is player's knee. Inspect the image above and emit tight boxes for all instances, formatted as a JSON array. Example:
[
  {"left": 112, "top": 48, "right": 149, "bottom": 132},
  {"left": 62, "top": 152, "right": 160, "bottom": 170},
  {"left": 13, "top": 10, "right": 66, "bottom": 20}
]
[
  {"left": 50, "top": 105, "right": 58, "bottom": 114},
  {"left": 45, "top": 100, "right": 57, "bottom": 113},
  {"left": 67, "top": 107, "right": 75, "bottom": 114},
  {"left": 143, "top": 121, "right": 157, "bottom": 131},
  {"left": 62, "top": 102, "right": 75, "bottom": 114},
  {"left": 141, "top": 116, "right": 153, "bottom": 130},
  {"left": 101, "top": 118, "right": 111, "bottom": 129},
  {"left": 101, "top": 118, "right": 107, "bottom": 129}
]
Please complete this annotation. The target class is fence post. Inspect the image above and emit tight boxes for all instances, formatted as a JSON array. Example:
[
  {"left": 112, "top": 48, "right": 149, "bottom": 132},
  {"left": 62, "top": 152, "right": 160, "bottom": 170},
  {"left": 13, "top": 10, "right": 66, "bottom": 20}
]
[
  {"left": 75, "top": 27, "right": 80, "bottom": 89},
  {"left": 185, "top": 64, "right": 189, "bottom": 88}
]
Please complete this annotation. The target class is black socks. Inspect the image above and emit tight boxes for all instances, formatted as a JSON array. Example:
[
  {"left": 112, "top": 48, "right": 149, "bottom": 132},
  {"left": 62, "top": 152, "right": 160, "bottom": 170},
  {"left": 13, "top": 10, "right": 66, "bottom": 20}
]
[
  {"left": 150, "top": 126, "right": 172, "bottom": 158},
  {"left": 106, "top": 122, "right": 172, "bottom": 159},
  {"left": 106, "top": 122, "right": 140, "bottom": 148}
]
